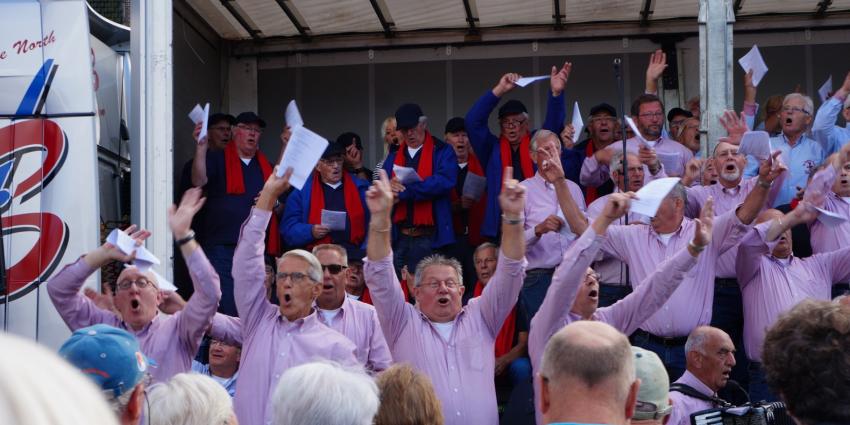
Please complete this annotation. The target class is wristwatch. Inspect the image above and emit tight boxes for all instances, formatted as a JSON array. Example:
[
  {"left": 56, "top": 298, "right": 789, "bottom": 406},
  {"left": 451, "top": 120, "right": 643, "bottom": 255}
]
[{"left": 176, "top": 230, "right": 196, "bottom": 246}]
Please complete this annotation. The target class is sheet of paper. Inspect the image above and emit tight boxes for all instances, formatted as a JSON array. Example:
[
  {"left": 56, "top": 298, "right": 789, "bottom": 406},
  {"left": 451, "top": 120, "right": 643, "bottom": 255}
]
[
  {"left": 624, "top": 116, "right": 647, "bottom": 146},
  {"left": 815, "top": 207, "right": 847, "bottom": 227},
  {"left": 738, "top": 45, "right": 769, "bottom": 86},
  {"left": 188, "top": 104, "right": 204, "bottom": 124},
  {"left": 739, "top": 131, "right": 772, "bottom": 162},
  {"left": 571, "top": 101, "right": 584, "bottom": 143},
  {"left": 188, "top": 103, "right": 210, "bottom": 144},
  {"left": 277, "top": 125, "right": 328, "bottom": 189},
  {"left": 657, "top": 151, "right": 683, "bottom": 176},
  {"left": 515, "top": 75, "right": 549, "bottom": 87},
  {"left": 321, "top": 209, "right": 348, "bottom": 231},
  {"left": 818, "top": 75, "right": 833, "bottom": 103},
  {"left": 462, "top": 172, "right": 487, "bottom": 200},
  {"left": 285, "top": 99, "right": 303, "bottom": 128},
  {"left": 393, "top": 165, "right": 422, "bottom": 185},
  {"left": 630, "top": 177, "right": 681, "bottom": 218},
  {"left": 106, "top": 228, "right": 161, "bottom": 272}
]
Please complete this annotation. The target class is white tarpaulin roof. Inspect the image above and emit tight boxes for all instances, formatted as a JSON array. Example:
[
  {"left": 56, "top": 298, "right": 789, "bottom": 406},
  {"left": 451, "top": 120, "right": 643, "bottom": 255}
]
[{"left": 187, "top": 0, "right": 850, "bottom": 40}]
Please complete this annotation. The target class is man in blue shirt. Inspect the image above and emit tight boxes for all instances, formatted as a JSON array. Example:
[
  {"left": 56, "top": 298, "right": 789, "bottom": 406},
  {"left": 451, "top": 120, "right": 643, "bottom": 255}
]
[
  {"left": 192, "top": 339, "right": 240, "bottom": 397},
  {"left": 812, "top": 71, "right": 850, "bottom": 155}
]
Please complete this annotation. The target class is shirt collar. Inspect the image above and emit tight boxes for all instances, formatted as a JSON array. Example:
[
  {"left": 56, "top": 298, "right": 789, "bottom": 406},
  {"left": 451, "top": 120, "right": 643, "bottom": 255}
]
[{"left": 679, "top": 370, "right": 716, "bottom": 397}]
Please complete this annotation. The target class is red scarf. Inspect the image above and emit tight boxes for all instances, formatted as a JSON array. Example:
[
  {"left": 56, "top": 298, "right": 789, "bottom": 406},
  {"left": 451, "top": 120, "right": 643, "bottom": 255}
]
[
  {"left": 393, "top": 132, "right": 435, "bottom": 225},
  {"left": 450, "top": 153, "right": 487, "bottom": 246},
  {"left": 499, "top": 134, "right": 534, "bottom": 183},
  {"left": 474, "top": 281, "right": 517, "bottom": 358},
  {"left": 306, "top": 171, "right": 365, "bottom": 248},
  {"left": 224, "top": 142, "right": 280, "bottom": 255},
  {"left": 584, "top": 142, "right": 599, "bottom": 203}
]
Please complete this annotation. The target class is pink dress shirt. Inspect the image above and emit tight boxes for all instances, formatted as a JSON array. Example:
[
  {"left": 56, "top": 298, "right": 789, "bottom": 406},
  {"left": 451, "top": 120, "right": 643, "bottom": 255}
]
[
  {"left": 316, "top": 296, "right": 393, "bottom": 372},
  {"left": 668, "top": 371, "right": 717, "bottom": 425},
  {"left": 586, "top": 193, "right": 650, "bottom": 285},
  {"left": 580, "top": 136, "right": 691, "bottom": 187},
  {"left": 364, "top": 250, "right": 526, "bottom": 425},
  {"left": 806, "top": 166, "right": 850, "bottom": 255},
  {"left": 735, "top": 221, "right": 850, "bottom": 361},
  {"left": 522, "top": 174, "right": 586, "bottom": 270},
  {"left": 232, "top": 209, "right": 358, "bottom": 425},
  {"left": 46, "top": 248, "right": 221, "bottom": 383}
]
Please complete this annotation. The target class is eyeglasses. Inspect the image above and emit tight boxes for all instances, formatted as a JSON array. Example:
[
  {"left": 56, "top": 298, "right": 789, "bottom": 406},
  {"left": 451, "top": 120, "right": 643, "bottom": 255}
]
[
  {"left": 321, "top": 264, "right": 347, "bottom": 275},
  {"left": 782, "top": 106, "right": 810, "bottom": 116},
  {"left": 715, "top": 149, "right": 742, "bottom": 158},
  {"left": 590, "top": 117, "right": 616, "bottom": 123},
  {"left": 638, "top": 112, "right": 664, "bottom": 119},
  {"left": 276, "top": 271, "right": 315, "bottom": 284},
  {"left": 115, "top": 279, "right": 154, "bottom": 291},
  {"left": 474, "top": 257, "right": 497, "bottom": 266},
  {"left": 237, "top": 124, "right": 263, "bottom": 134},
  {"left": 419, "top": 279, "right": 461, "bottom": 291},
  {"left": 320, "top": 157, "right": 344, "bottom": 165},
  {"left": 210, "top": 126, "right": 231, "bottom": 132},
  {"left": 501, "top": 118, "right": 527, "bottom": 128}
]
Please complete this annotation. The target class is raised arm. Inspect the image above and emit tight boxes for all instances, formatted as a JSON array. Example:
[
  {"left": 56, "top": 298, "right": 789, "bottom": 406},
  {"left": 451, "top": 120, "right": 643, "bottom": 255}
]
[
  {"left": 191, "top": 122, "right": 209, "bottom": 187},
  {"left": 736, "top": 151, "right": 787, "bottom": 225},
  {"left": 539, "top": 142, "right": 588, "bottom": 235},
  {"left": 812, "top": 72, "right": 850, "bottom": 152},
  {"left": 644, "top": 50, "right": 667, "bottom": 95},
  {"left": 465, "top": 74, "right": 519, "bottom": 164},
  {"left": 541, "top": 62, "right": 571, "bottom": 133}
]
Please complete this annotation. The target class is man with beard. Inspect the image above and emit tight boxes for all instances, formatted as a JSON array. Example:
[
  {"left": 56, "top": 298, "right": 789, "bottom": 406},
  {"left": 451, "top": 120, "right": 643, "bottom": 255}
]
[
  {"left": 47, "top": 188, "right": 221, "bottom": 384},
  {"left": 465, "top": 63, "right": 573, "bottom": 240},
  {"left": 812, "top": 71, "right": 850, "bottom": 154},
  {"left": 570, "top": 103, "right": 619, "bottom": 202}
]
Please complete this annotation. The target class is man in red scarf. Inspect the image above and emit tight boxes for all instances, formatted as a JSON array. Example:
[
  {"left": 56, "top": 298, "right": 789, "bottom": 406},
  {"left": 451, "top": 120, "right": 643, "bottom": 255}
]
[
  {"left": 281, "top": 142, "right": 370, "bottom": 251},
  {"left": 381, "top": 103, "right": 458, "bottom": 277},
  {"left": 191, "top": 111, "right": 285, "bottom": 316}
]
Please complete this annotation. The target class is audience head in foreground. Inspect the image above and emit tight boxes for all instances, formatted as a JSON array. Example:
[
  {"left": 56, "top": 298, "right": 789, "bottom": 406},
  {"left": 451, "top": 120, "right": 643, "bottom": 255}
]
[
  {"left": 762, "top": 299, "right": 850, "bottom": 425},
  {"left": 538, "top": 321, "right": 638, "bottom": 425},
  {"left": 0, "top": 332, "right": 118, "bottom": 425},
  {"left": 631, "top": 347, "right": 672, "bottom": 425},
  {"left": 272, "top": 361, "right": 379, "bottom": 425},
  {"left": 374, "top": 363, "right": 444, "bottom": 425},
  {"left": 147, "top": 373, "right": 237, "bottom": 425}
]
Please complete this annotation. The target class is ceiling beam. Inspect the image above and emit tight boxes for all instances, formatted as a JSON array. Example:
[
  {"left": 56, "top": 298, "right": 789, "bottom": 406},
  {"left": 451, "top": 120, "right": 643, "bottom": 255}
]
[
  {"left": 553, "top": 0, "right": 564, "bottom": 30},
  {"left": 368, "top": 0, "right": 395, "bottom": 37},
  {"left": 639, "top": 0, "right": 654, "bottom": 26},
  {"left": 816, "top": 0, "right": 833, "bottom": 17},
  {"left": 219, "top": 0, "right": 261, "bottom": 39},
  {"left": 461, "top": 0, "right": 479, "bottom": 34},
  {"left": 733, "top": 0, "right": 746, "bottom": 16},
  {"left": 272, "top": 0, "right": 311, "bottom": 38}
]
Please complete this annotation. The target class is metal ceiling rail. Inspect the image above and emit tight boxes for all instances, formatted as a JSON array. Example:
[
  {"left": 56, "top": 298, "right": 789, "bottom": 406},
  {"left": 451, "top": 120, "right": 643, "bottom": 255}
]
[
  {"left": 368, "top": 0, "right": 395, "bottom": 37},
  {"left": 272, "top": 0, "right": 311, "bottom": 38},
  {"left": 219, "top": 0, "right": 261, "bottom": 39}
]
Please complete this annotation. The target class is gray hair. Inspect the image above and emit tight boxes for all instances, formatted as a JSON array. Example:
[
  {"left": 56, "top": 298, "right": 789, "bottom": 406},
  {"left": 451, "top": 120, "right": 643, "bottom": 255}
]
[
  {"left": 684, "top": 326, "right": 713, "bottom": 355},
  {"left": 147, "top": 373, "right": 233, "bottom": 425},
  {"left": 783, "top": 93, "right": 814, "bottom": 118},
  {"left": 530, "top": 129, "right": 558, "bottom": 152},
  {"left": 608, "top": 150, "right": 639, "bottom": 181},
  {"left": 844, "top": 96, "right": 850, "bottom": 110},
  {"left": 665, "top": 182, "right": 688, "bottom": 205},
  {"left": 107, "top": 387, "right": 137, "bottom": 417},
  {"left": 414, "top": 254, "right": 463, "bottom": 288},
  {"left": 272, "top": 361, "right": 379, "bottom": 425},
  {"left": 473, "top": 242, "right": 498, "bottom": 260},
  {"left": 280, "top": 249, "right": 323, "bottom": 283},
  {"left": 312, "top": 244, "right": 348, "bottom": 264}
]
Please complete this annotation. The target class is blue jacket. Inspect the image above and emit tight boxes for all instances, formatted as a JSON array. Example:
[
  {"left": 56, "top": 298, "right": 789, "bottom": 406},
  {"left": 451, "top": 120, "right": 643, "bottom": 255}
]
[
  {"left": 465, "top": 90, "right": 568, "bottom": 238},
  {"left": 281, "top": 172, "right": 370, "bottom": 249},
  {"left": 382, "top": 136, "right": 458, "bottom": 248}
]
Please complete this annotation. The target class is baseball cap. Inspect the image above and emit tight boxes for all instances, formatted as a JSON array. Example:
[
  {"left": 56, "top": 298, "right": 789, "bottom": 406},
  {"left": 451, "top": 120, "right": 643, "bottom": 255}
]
[
  {"left": 444, "top": 117, "right": 466, "bottom": 134},
  {"left": 336, "top": 132, "right": 363, "bottom": 151},
  {"left": 666, "top": 107, "right": 693, "bottom": 123},
  {"left": 589, "top": 102, "right": 617, "bottom": 117},
  {"left": 235, "top": 111, "right": 267, "bottom": 128},
  {"left": 59, "top": 324, "right": 154, "bottom": 398},
  {"left": 395, "top": 103, "right": 424, "bottom": 130},
  {"left": 209, "top": 113, "right": 236, "bottom": 126},
  {"left": 631, "top": 346, "right": 672, "bottom": 421},
  {"left": 498, "top": 99, "right": 527, "bottom": 118},
  {"left": 321, "top": 141, "right": 345, "bottom": 159}
]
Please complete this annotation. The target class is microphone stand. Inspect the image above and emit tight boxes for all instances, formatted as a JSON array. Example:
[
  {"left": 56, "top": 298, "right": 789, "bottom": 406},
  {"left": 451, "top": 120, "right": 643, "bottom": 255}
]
[{"left": 613, "top": 58, "right": 630, "bottom": 288}]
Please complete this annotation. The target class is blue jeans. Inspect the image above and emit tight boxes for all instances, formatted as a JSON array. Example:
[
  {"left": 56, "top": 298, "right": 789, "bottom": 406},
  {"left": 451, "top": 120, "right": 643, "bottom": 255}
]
[
  {"left": 711, "top": 278, "right": 749, "bottom": 389},
  {"left": 631, "top": 331, "right": 686, "bottom": 382},
  {"left": 519, "top": 269, "right": 554, "bottom": 320},
  {"left": 207, "top": 245, "right": 238, "bottom": 317},
  {"left": 392, "top": 234, "right": 434, "bottom": 279},
  {"left": 598, "top": 283, "right": 632, "bottom": 308},
  {"left": 507, "top": 357, "right": 532, "bottom": 388},
  {"left": 748, "top": 362, "right": 779, "bottom": 402},
  {"left": 832, "top": 282, "right": 850, "bottom": 299}
]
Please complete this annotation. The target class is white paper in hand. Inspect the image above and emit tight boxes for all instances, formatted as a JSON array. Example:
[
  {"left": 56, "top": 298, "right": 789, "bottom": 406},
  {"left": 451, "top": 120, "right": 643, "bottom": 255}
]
[
  {"left": 462, "top": 172, "right": 487, "bottom": 200},
  {"left": 624, "top": 116, "right": 647, "bottom": 146},
  {"left": 657, "top": 151, "right": 683, "bottom": 176},
  {"left": 321, "top": 209, "right": 347, "bottom": 231},
  {"left": 815, "top": 207, "right": 847, "bottom": 227},
  {"left": 738, "top": 45, "right": 769, "bottom": 86},
  {"left": 515, "top": 75, "right": 549, "bottom": 87},
  {"left": 106, "top": 228, "right": 161, "bottom": 272},
  {"left": 393, "top": 165, "right": 422, "bottom": 185},
  {"left": 630, "top": 177, "right": 681, "bottom": 218},
  {"left": 198, "top": 103, "right": 210, "bottom": 144},
  {"left": 277, "top": 125, "right": 328, "bottom": 189},
  {"left": 188, "top": 104, "right": 204, "bottom": 124},
  {"left": 739, "top": 131, "right": 772, "bottom": 162},
  {"left": 818, "top": 76, "right": 833, "bottom": 103},
  {"left": 285, "top": 100, "right": 303, "bottom": 128},
  {"left": 571, "top": 101, "right": 584, "bottom": 143}
]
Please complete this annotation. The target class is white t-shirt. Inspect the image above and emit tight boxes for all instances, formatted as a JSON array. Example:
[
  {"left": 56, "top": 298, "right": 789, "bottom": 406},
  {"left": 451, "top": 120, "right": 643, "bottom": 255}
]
[
  {"left": 407, "top": 145, "right": 423, "bottom": 158},
  {"left": 240, "top": 157, "right": 251, "bottom": 166},
  {"left": 658, "top": 232, "right": 675, "bottom": 246},
  {"left": 318, "top": 308, "right": 342, "bottom": 324},
  {"left": 324, "top": 181, "right": 342, "bottom": 190},
  {"left": 431, "top": 321, "right": 454, "bottom": 342}
]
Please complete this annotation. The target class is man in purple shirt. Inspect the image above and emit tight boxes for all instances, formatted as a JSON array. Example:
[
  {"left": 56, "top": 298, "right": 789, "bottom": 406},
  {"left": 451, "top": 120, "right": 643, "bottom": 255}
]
[
  {"left": 735, "top": 200, "right": 850, "bottom": 402},
  {"left": 311, "top": 243, "right": 392, "bottom": 372},
  {"left": 521, "top": 129, "right": 586, "bottom": 319},
  {"left": 47, "top": 188, "right": 221, "bottom": 384},
  {"left": 231, "top": 168, "right": 358, "bottom": 425},
  {"left": 364, "top": 167, "right": 527, "bottom": 425},
  {"left": 667, "top": 326, "right": 737, "bottom": 425},
  {"left": 562, "top": 152, "right": 785, "bottom": 381}
]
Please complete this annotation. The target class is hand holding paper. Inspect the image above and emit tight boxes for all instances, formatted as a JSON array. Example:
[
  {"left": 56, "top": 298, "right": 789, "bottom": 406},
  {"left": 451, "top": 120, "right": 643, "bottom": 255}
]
[
  {"left": 321, "top": 209, "right": 348, "bottom": 231},
  {"left": 571, "top": 101, "right": 584, "bottom": 144},
  {"left": 738, "top": 131, "right": 772, "bottom": 162},
  {"left": 624, "top": 116, "right": 647, "bottom": 145},
  {"left": 188, "top": 103, "right": 210, "bottom": 144},
  {"left": 818, "top": 76, "right": 833, "bottom": 103},
  {"left": 462, "top": 173, "right": 487, "bottom": 200},
  {"left": 106, "top": 228, "right": 161, "bottom": 272},
  {"left": 393, "top": 165, "right": 423, "bottom": 185},
  {"left": 276, "top": 100, "right": 330, "bottom": 190},
  {"left": 515, "top": 75, "right": 550, "bottom": 87},
  {"left": 738, "top": 45, "right": 769, "bottom": 87}
]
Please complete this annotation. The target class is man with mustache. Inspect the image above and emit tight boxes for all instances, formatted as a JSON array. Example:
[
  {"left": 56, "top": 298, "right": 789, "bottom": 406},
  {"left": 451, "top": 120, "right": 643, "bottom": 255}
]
[{"left": 569, "top": 103, "right": 620, "bottom": 203}]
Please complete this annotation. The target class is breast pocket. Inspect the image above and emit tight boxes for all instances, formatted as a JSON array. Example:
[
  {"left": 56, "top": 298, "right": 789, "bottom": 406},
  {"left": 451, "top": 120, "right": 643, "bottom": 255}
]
[{"left": 458, "top": 338, "right": 486, "bottom": 372}]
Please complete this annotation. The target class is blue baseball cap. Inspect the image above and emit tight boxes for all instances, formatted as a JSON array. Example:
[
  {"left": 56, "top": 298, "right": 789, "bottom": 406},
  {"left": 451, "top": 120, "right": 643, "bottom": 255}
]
[{"left": 59, "top": 324, "right": 154, "bottom": 397}]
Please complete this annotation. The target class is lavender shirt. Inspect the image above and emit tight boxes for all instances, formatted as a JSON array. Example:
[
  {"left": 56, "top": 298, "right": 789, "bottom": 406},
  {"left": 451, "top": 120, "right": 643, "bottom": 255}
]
[
  {"left": 580, "top": 136, "right": 691, "bottom": 187},
  {"left": 232, "top": 209, "right": 358, "bottom": 425},
  {"left": 316, "top": 296, "right": 393, "bottom": 372},
  {"left": 46, "top": 249, "right": 221, "bottom": 383},
  {"left": 807, "top": 167, "right": 850, "bottom": 255},
  {"left": 735, "top": 221, "right": 850, "bottom": 361},
  {"left": 668, "top": 371, "right": 717, "bottom": 425},
  {"left": 586, "top": 193, "right": 650, "bottom": 285},
  {"left": 522, "top": 174, "right": 586, "bottom": 270},
  {"left": 364, "top": 251, "right": 526, "bottom": 425},
  {"left": 600, "top": 210, "right": 749, "bottom": 337}
]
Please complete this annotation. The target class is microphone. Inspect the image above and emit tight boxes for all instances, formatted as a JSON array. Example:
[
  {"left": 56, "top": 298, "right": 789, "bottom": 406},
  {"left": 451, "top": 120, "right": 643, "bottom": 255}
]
[{"left": 613, "top": 58, "right": 621, "bottom": 79}]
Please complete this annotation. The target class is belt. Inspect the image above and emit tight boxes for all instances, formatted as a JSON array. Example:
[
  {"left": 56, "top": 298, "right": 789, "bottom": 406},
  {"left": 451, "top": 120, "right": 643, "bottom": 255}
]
[
  {"left": 399, "top": 226, "right": 435, "bottom": 237},
  {"left": 600, "top": 282, "right": 631, "bottom": 288},
  {"left": 526, "top": 268, "right": 555, "bottom": 275},
  {"left": 634, "top": 329, "right": 688, "bottom": 347},
  {"left": 715, "top": 277, "right": 739, "bottom": 288}
]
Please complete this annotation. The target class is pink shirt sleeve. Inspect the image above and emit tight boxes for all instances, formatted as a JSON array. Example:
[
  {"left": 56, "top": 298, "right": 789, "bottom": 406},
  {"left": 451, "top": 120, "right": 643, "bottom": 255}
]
[
  {"left": 233, "top": 208, "right": 279, "bottom": 334},
  {"left": 46, "top": 259, "right": 122, "bottom": 330},
  {"left": 735, "top": 222, "right": 772, "bottom": 289},
  {"left": 363, "top": 253, "right": 411, "bottom": 346},
  {"left": 175, "top": 247, "right": 222, "bottom": 351}
]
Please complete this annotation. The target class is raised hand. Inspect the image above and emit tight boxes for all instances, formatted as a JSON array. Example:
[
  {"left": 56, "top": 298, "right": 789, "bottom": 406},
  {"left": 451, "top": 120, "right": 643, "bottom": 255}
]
[
  {"left": 538, "top": 145, "right": 565, "bottom": 183},
  {"left": 550, "top": 61, "right": 573, "bottom": 97},
  {"left": 263, "top": 167, "right": 293, "bottom": 199},
  {"left": 84, "top": 224, "right": 151, "bottom": 269},
  {"left": 645, "top": 49, "right": 668, "bottom": 93},
  {"left": 499, "top": 166, "right": 526, "bottom": 217},
  {"left": 793, "top": 200, "right": 820, "bottom": 223},
  {"left": 691, "top": 196, "right": 714, "bottom": 250},
  {"left": 168, "top": 187, "right": 206, "bottom": 239},
  {"left": 280, "top": 126, "right": 291, "bottom": 147},
  {"left": 560, "top": 123, "right": 576, "bottom": 149},
  {"left": 601, "top": 192, "right": 634, "bottom": 222},
  {"left": 743, "top": 69, "right": 757, "bottom": 104},
  {"left": 311, "top": 225, "right": 331, "bottom": 239},
  {"left": 192, "top": 122, "right": 206, "bottom": 145},
  {"left": 682, "top": 158, "right": 703, "bottom": 187},
  {"left": 758, "top": 150, "right": 787, "bottom": 184},
  {"left": 344, "top": 143, "right": 363, "bottom": 169},
  {"left": 366, "top": 170, "right": 395, "bottom": 216},
  {"left": 836, "top": 71, "right": 850, "bottom": 99},
  {"left": 719, "top": 110, "right": 749, "bottom": 145},
  {"left": 638, "top": 145, "right": 660, "bottom": 171},
  {"left": 493, "top": 73, "right": 521, "bottom": 97}
]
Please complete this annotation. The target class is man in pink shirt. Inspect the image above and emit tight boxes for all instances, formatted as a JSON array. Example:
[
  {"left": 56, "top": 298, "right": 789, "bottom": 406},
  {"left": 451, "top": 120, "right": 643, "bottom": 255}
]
[
  {"left": 47, "top": 188, "right": 221, "bottom": 384},
  {"left": 364, "top": 167, "right": 527, "bottom": 425},
  {"left": 311, "top": 243, "right": 392, "bottom": 372},
  {"left": 231, "top": 169, "right": 358, "bottom": 425}
]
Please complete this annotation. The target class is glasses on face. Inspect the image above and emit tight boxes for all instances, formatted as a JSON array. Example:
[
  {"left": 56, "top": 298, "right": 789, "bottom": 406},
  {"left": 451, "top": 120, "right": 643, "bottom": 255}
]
[
  {"left": 474, "top": 257, "right": 497, "bottom": 266},
  {"left": 670, "top": 119, "right": 687, "bottom": 127},
  {"left": 638, "top": 111, "right": 664, "bottom": 119},
  {"left": 321, "top": 264, "right": 347, "bottom": 275},
  {"left": 715, "top": 149, "right": 741, "bottom": 158},
  {"left": 782, "top": 106, "right": 810, "bottom": 116},
  {"left": 210, "top": 126, "right": 231, "bottom": 132},
  {"left": 501, "top": 118, "right": 527, "bottom": 129},
  {"left": 320, "top": 157, "right": 344, "bottom": 165},
  {"left": 419, "top": 279, "right": 461, "bottom": 291},
  {"left": 590, "top": 116, "right": 616, "bottom": 124},
  {"left": 115, "top": 279, "right": 154, "bottom": 291},
  {"left": 237, "top": 124, "right": 263, "bottom": 134},
  {"left": 276, "top": 271, "right": 314, "bottom": 284}
]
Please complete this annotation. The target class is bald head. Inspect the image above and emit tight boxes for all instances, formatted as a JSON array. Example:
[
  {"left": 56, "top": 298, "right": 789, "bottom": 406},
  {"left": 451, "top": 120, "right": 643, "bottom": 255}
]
[{"left": 685, "top": 326, "right": 736, "bottom": 393}]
